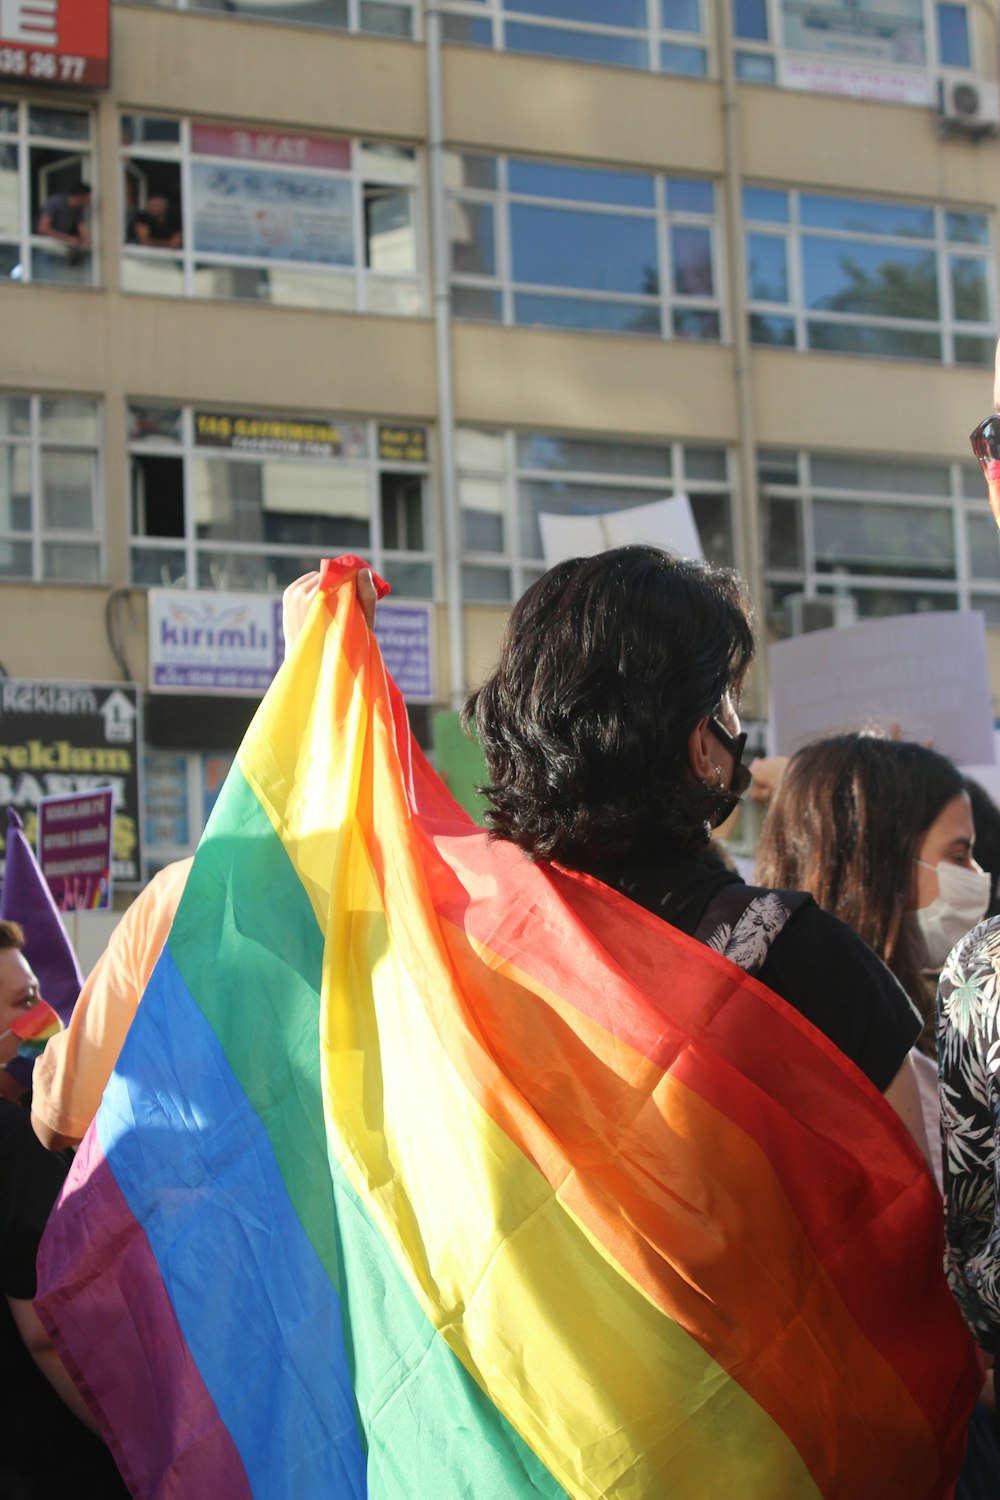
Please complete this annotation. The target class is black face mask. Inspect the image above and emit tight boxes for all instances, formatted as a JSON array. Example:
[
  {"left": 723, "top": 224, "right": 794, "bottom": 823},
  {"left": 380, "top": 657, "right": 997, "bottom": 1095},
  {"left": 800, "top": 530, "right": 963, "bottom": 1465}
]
[{"left": 705, "top": 715, "right": 751, "bottom": 828}]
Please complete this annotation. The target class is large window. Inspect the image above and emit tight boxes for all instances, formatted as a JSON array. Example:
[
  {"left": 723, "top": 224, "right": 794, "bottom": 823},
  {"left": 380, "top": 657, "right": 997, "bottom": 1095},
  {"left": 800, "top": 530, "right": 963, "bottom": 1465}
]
[
  {"left": 0, "top": 393, "right": 102, "bottom": 582},
  {"left": 120, "top": 116, "right": 425, "bottom": 316},
  {"left": 442, "top": 0, "right": 708, "bottom": 76},
  {"left": 457, "top": 428, "right": 733, "bottom": 602},
  {"left": 117, "top": 0, "right": 416, "bottom": 38},
  {"left": 128, "top": 405, "right": 433, "bottom": 597},
  {"left": 744, "top": 187, "right": 994, "bottom": 364},
  {"left": 761, "top": 450, "right": 1000, "bottom": 631},
  {"left": 0, "top": 101, "right": 95, "bottom": 286},
  {"left": 449, "top": 154, "right": 722, "bottom": 340},
  {"left": 732, "top": 0, "right": 971, "bottom": 88}
]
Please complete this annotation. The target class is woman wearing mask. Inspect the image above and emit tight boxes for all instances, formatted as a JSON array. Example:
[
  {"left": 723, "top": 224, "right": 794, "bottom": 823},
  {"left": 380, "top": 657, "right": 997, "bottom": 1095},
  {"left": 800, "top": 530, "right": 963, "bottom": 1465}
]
[{"left": 755, "top": 733, "right": 988, "bottom": 1070}]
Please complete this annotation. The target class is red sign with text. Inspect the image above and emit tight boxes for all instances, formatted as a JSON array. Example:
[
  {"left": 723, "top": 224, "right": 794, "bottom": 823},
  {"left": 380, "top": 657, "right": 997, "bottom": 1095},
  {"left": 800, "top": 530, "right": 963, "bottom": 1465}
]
[
  {"left": 0, "top": 0, "right": 110, "bottom": 88},
  {"left": 191, "top": 122, "right": 351, "bottom": 171}
]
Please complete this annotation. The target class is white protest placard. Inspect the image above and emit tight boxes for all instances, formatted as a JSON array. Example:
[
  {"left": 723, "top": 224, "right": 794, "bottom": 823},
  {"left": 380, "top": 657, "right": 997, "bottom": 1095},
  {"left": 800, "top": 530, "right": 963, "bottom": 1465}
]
[
  {"left": 538, "top": 494, "right": 703, "bottom": 569},
  {"left": 768, "top": 612, "right": 995, "bottom": 766}
]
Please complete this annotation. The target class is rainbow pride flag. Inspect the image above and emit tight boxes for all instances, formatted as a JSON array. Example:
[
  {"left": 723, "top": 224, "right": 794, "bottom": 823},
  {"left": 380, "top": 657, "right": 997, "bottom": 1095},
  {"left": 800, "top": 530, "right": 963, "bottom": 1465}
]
[{"left": 37, "top": 557, "right": 980, "bottom": 1498}]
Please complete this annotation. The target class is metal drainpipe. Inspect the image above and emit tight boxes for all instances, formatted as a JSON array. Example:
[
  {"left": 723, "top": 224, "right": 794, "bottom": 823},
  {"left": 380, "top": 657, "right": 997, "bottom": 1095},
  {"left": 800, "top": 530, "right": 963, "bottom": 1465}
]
[
  {"left": 425, "top": 2, "right": 468, "bottom": 710},
  {"left": 716, "top": 0, "right": 767, "bottom": 716}
]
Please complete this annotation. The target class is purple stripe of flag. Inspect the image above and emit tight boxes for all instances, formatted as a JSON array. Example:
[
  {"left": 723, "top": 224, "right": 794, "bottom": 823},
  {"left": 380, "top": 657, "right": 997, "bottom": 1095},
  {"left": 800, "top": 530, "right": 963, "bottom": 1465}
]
[{"left": 36, "top": 1127, "right": 253, "bottom": 1500}]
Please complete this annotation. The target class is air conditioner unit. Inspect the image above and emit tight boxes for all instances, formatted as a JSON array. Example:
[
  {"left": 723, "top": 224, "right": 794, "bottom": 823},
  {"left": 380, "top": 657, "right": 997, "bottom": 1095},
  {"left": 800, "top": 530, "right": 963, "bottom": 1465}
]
[
  {"left": 937, "top": 74, "right": 1000, "bottom": 136},
  {"left": 786, "top": 593, "right": 858, "bottom": 636}
]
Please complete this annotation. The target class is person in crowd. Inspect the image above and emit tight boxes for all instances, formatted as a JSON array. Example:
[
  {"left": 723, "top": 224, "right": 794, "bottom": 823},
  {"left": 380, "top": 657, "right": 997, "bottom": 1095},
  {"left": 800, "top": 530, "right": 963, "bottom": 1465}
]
[
  {"left": 32, "top": 569, "right": 377, "bottom": 1151},
  {"left": 0, "top": 920, "right": 128, "bottom": 1498},
  {"left": 35, "top": 181, "right": 91, "bottom": 258},
  {"left": 463, "top": 545, "right": 928, "bottom": 1150},
  {"left": 128, "top": 195, "right": 182, "bottom": 250}
]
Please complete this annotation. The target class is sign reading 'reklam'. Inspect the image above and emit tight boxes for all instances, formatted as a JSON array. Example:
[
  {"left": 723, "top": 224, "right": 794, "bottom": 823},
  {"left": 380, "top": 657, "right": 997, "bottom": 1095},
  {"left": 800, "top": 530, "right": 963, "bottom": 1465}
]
[
  {"left": 38, "top": 787, "right": 114, "bottom": 911},
  {"left": 0, "top": 0, "right": 110, "bottom": 88},
  {"left": 0, "top": 680, "right": 142, "bottom": 884}
]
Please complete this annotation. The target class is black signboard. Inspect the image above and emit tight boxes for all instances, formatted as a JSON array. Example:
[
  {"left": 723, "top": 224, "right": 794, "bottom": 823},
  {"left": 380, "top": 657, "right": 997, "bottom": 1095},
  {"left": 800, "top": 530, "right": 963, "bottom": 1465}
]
[{"left": 0, "top": 679, "right": 143, "bottom": 884}]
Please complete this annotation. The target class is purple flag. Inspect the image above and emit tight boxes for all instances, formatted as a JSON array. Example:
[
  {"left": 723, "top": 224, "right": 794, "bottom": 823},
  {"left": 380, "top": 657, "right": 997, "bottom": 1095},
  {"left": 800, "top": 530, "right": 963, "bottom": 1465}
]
[{"left": 1, "top": 807, "right": 83, "bottom": 1025}]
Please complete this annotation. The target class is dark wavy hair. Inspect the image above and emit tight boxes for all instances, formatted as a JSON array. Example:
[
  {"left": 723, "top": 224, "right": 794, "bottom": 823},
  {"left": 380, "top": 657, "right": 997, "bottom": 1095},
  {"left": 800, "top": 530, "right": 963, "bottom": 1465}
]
[
  {"left": 462, "top": 545, "right": 755, "bottom": 866},
  {"left": 755, "top": 733, "right": 964, "bottom": 1009}
]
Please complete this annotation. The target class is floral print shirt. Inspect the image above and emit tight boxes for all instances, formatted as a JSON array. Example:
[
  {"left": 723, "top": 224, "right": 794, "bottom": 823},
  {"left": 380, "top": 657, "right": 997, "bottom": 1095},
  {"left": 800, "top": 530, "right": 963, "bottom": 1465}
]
[{"left": 938, "top": 916, "right": 1000, "bottom": 1352}]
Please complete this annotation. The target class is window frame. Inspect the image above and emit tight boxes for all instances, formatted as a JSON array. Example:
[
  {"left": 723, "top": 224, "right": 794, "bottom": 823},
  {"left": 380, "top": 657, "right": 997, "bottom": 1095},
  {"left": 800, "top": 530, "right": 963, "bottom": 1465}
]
[
  {"left": 118, "top": 114, "right": 428, "bottom": 317},
  {"left": 127, "top": 403, "right": 436, "bottom": 598},
  {"left": 441, "top": 0, "right": 710, "bottom": 76},
  {"left": 0, "top": 97, "right": 97, "bottom": 288},
  {"left": 456, "top": 426, "right": 735, "bottom": 604},
  {"left": 0, "top": 390, "right": 104, "bottom": 584},
  {"left": 113, "top": 0, "right": 420, "bottom": 39},
  {"left": 448, "top": 153, "right": 725, "bottom": 342},
  {"left": 743, "top": 185, "right": 996, "bottom": 366},
  {"left": 760, "top": 450, "right": 1000, "bottom": 629}
]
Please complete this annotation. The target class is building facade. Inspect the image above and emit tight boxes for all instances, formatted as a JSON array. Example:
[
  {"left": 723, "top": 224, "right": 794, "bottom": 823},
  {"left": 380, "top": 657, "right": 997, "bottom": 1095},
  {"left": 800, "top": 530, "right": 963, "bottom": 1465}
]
[{"left": 1, "top": 0, "right": 999, "bottom": 892}]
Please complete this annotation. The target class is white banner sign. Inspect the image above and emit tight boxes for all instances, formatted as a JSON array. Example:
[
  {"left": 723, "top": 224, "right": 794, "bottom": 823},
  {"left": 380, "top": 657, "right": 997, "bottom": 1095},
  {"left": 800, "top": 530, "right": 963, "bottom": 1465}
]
[
  {"left": 191, "top": 163, "right": 353, "bottom": 266},
  {"left": 539, "top": 494, "right": 703, "bottom": 569},
  {"left": 768, "top": 611, "right": 995, "bottom": 766}
]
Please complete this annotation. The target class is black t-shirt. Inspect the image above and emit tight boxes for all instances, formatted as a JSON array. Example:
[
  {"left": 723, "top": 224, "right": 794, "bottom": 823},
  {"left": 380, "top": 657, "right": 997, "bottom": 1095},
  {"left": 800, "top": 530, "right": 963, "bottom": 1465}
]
[
  {"left": 584, "top": 853, "right": 921, "bottom": 1092},
  {"left": 130, "top": 204, "right": 181, "bottom": 244},
  {"left": 0, "top": 1099, "right": 129, "bottom": 1499}
]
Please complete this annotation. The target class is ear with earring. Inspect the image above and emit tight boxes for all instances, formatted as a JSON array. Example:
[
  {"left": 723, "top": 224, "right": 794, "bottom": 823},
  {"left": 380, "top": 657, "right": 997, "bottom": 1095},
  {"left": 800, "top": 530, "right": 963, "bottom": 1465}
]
[{"left": 702, "top": 764, "right": 725, "bottom": 790}]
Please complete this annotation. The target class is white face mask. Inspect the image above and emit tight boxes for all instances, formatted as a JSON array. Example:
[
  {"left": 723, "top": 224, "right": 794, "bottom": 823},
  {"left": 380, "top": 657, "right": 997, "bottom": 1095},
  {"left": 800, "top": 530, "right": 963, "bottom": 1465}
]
[{"left": 910, "top": 859, "right": 991, "bottom": 970}]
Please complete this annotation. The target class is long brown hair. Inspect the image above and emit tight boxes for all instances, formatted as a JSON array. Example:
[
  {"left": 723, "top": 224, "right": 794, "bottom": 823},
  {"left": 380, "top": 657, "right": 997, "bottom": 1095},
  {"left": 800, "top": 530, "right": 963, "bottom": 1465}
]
[{"left": 755, "top": 733, "right": 964, "bottom": 1010}]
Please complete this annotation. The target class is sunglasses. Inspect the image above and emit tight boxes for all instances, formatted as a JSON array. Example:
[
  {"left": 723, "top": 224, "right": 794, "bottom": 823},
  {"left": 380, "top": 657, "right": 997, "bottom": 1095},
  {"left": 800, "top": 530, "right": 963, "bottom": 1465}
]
[
  {"left": 708, "top": 715, "right": 752, "bottom": 798},
  {"left": 970, "top": 414, "right": 1000, "bottom": 470}
]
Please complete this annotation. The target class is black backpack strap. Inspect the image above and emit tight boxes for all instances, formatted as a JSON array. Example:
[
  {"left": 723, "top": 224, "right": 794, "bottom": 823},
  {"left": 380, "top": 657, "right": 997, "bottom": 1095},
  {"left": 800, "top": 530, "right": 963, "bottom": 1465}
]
[{"left": 693, "top": 884, "right": 810, "bottom": 978}]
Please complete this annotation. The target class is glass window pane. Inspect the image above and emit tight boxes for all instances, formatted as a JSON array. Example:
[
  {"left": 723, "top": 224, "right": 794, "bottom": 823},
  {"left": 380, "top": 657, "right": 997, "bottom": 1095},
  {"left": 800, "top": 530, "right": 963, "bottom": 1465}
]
[
  {"left": 937, "top": 2, "right": 970, "bottom": 66},
  {"left": 358, "top": 142, "right": 418, "bottom": 184},
  {"left": 447, "top": 153, "right": 497, "bottom": 190},
  {"left": 121, "top": 115, "right": 181, "bottom": 147},
  {"left": 802, "top": 238, "right": 938, "bottom": 319},
  {"left": 671, "top": 224, "right": 713, "bottom": 295},
  {"left": 450, "top": 202, "right": 496, "bottom": 275},
  {"left": 683, "top": 446, "right": 727, "bottom": 481},
  {"left": 510, "top": 0, "right": 647, "bottom": 22},
  {"left": 946, "top": 211, "right": 988, "bottom": 245},
  {"left": 195, "top": 550, "right": 325, "bottom": 593},
  {"left": 829, "top": 586, "right": 957, "bottom": 618},
  {"left": 963, "top": 463, "right": 986, "bottom": 499},
  {"left": 813, "top": 499, "right": 954, "bottom": 576},
  {"left": 28, "top": 107, "right": 90, "bottom": 142},
  {"left": 457, "top": 428, "right": 505, "bottom": 468},
  {"left": 461, "top": 477, "right": 506, "bottom": 551},
  {"left": 0, "top": 144, "right": 18, "bottom": 238},
  {"left": 41, "top": 452, "right": 95, "bottom": 530},
  {"left": 764, "top": 495, "right": 803, "bottom": 568},
  {"left": 661, "top": 0, "right": 701, "bottom": 31},
  {"left": 518, "top": 479, "right": 671, "bottom": 556},
  {"left": 514, "top": 292, "right": 660, "bottom": 332},
  {"left": 743, "top": 187, "right": 789, "bottom": 223},
  {"left": 31, "top": 244, "right": 92, "bottom": 286},
  {"left": 733, "top": 0, "right": 768, "bottom": 39},
  {"left": 462, "top": 563, "right": 511, "bottom": 602},
  {"left": 968, "top": 512, "right": 1000, "bottom": 580},
  {"left": 507, "top": 158, "right": 654, "bottom": 208},
  {"left": 128, "top": 406, "right": 183, "bottom": 445},
  {"left": 443, "top": 14, "right": 494, "bottom": 43},
  {"left": 758, "top": 449, "right": 799, "bottom": 484},
  {"left": 380, "top": 472, "right": 424, "bottom": 550},
  {"left": 673, "top": 307, "right": 721, "bottom": 339},
  {"left": 811, "top": 456, "right": 951, "bottom": 494},
  {"left": 192, "top": 457, "right": 370, "bottom": 546},
  {"left": 747, "top": 232, "right": 788, "bottom": 301},
  {"left": 800, "top": 196, "right": 934, "bottom": 238},
  {"left": 39, "top": 398, "right": 98, "bottom": 443},
  {"left": 666, "top": 179, "right": 713, "bottom": 214},
  {"left": 749, "top": 312, "right": 796, "bottom": 345},
  {"left": 504, "top": 21, "right": 649, "bottom": 68},
  {"left": 0, "top": 447, "right": 31, "bottom": 529},
  {"left": 690, "top": 492, "right": 732, "bottom": 566},
  {"left": 0, "top": 540, "right": 32, "bottom": 579},
  {"left": 0, "top": 397, "right": 30, "bottom": 436},
  {"left": 517, "top": 434, "right": 671, "bottom": 476},
  {"left": 951, "top": 257, "right": 989, "bottom": 323},
  {"left": 451, "top": 285, "right": 503, "bottom": 321},
  {"left": 359, "top": 1, "right": 414, "bottom": 35},
  {"left": 971, "top": 593, "right": 1000, "bottom": 626},
  {"left": 365, "top": 187, "right": 416, "bottom": 273},
  {"left": 954, "top": 333, "right": 995, "bottom": 366},
  {"left": 659, "top": 42, "right": 707, "bottom": 72},
  {"left": 0, "top": 104, "right": 17, "bottom": 133},
  {"left": 735, "top": 51, "right": 777, "bottom": 81},
  {"left": 806, "top": 321, "right": 941, "bottom": 360},
  {"left": 382, "top": 558, "right": 433, "bottom": 598},
  {"left": 131, "top": 546, "right": 188, "bottom": 589},
  {"left": 43, "top": 541, "right": 100, "bottom": 582},
  {"left": 510, "top": 203, "right": 658, "bottom": 293}
]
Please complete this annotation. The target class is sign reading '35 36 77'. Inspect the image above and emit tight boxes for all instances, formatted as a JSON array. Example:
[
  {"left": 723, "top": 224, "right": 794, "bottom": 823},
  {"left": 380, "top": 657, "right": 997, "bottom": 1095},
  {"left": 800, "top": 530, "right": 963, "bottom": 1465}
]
[{"left": 0, "top": 0, "right": 110, "bottom": 88}]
